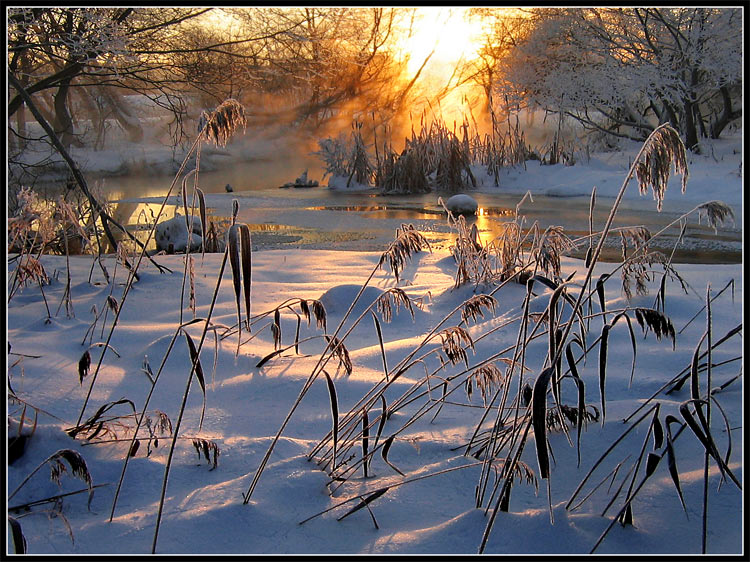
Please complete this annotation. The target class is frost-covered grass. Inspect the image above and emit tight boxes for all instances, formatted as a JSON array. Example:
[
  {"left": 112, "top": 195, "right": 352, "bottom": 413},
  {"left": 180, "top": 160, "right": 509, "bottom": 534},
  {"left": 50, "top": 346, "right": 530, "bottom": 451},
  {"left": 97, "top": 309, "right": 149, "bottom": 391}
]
[
  {"left": 8, "top": 125, "right": 744, "bottom": 556},
  {"left": 7, "top": 240, "right": 743, "bottom": 555}
]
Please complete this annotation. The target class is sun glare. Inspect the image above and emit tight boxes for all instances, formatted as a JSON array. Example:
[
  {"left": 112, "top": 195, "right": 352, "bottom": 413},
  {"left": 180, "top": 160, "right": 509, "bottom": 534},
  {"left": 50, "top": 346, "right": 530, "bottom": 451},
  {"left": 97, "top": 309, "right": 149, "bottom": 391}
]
[{"left": 400, "top": 8, "right": 485, "bottom": 80}]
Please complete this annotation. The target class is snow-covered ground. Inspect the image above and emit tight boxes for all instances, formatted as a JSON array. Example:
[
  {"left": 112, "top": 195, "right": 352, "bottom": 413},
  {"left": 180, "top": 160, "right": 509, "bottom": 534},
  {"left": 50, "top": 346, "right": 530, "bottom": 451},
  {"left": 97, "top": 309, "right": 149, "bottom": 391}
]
[
  {"left": 7, "top": 124, "right": 744, "bottom": 555},
  {"left": 7, "top": 248, "right": 743, "bottom": 555}
]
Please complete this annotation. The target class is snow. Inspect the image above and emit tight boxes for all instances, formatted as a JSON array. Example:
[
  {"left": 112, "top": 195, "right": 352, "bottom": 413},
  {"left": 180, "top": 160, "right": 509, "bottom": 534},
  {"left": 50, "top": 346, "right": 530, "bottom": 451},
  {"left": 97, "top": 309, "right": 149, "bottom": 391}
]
[
  {"left": 7, "top": 249, "right": 743, "bottom": 555},
  {"left": 6, "top": 125, "right": 744, "bottom": 556},
  {"left": 444, "top": 194, "right": 478, "bottom": 215},
  {"left": 154, "top": 214, "right": 203, "bottom": 253}
]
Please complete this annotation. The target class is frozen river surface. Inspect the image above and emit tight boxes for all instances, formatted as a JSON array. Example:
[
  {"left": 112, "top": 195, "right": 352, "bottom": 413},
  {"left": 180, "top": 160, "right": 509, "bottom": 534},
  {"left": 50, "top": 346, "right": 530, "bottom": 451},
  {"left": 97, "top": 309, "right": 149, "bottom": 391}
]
[{"left": 108, "top": 175, "right": 741, "bottom": 264}]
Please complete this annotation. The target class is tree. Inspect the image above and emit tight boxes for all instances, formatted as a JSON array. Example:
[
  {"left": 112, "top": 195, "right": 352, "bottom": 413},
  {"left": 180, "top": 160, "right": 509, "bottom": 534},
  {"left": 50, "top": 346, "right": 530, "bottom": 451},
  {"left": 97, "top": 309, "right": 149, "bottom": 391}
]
[
  {"left": 496, "top": 8, "right": 742, "bottom": 151},
  {"left": 227, "top": 7, "right": 403, "bottom": 130}
]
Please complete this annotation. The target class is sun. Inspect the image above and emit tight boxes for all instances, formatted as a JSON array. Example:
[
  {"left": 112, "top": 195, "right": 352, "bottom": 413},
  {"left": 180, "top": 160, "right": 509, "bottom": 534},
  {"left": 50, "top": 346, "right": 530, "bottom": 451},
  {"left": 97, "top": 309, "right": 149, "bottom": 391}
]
[{"left": 399, "top": 8, "right": 485, "bottom": 81}]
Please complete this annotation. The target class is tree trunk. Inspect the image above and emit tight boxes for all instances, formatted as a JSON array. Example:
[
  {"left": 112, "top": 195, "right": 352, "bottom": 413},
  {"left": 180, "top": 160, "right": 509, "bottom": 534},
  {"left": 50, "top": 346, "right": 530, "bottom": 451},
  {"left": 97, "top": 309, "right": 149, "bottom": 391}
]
[
  {"left": 102, "top": 88, "right": 144, "bottom": 143},
  {"left": 683, "top": 97, "right": 700, "bottom": 152},
  {"left": 710, "top": 86, "right": 741, "bottom": 139},
  {"left": 53, "top": 77, "right": 76, "bottom": 150}
]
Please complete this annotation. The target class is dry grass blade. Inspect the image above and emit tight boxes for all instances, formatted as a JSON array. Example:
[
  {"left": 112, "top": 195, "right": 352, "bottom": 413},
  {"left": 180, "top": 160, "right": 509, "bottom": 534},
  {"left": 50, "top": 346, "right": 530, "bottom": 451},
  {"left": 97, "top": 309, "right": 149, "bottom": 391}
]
[
  {"left": 664, "top": 416, "right": 688, "bottom": 513},
  {"left": 228, "top": 222, "right": 253, "bottom": 347},
  {"left": 598, "top": 324, "right": 610, "bottom": 424},
  {"left": 323, "top": 370, "right": 339, "bottom": 472},
  {"left": 188, "top": 256, "right": 196, "bottom": 317},
  {"left": 239, "top": 225, "right": 252, "bottom": 330},
  {"left": 371, "top": 312, "right": 389, "bottom": 382},
  {"left": 180, "top": 169, "right": 197, "bottom": 246},
  {"left": 362, "top": 409, "right": 370, "bottom": 478},
  {"left": 532, "top": 367, "right": 556, "bottom": 480},
  {"left": 197, "top": 188, "right": 207, "bottom": 255},
  {"left": 373, "top": 395, "right": 388, "bottom": 452},
  {"left": 8, "top": 516, "right": 26, "bottom": 554},
  {"left": 611, "top": 312, "right": 638, "bottom": 387},
  {"left": 634, "top": 124, "right": 688, "bottom": 212},
  {"left": 565, "top": 405, "right": 658, "bottom": 511},
  {"left": 272, "top": 309, "right": 282, "bottom": 350},
  {"left": 666, "top": 323, "right": 741, "bottom": 394},
  {"left": 678, "top": 400, "right": 740, "bottom": 488},
  {"left": 183, "top": 331, "right": 207, "bottom": 429},
  {"left": 66, "top": 398, "right": 136, "bottom": 439},
  {"left": 381, "top": 435, "right": 404, "bottom": 476},
  {"left": 256, "top": 347, "right": 285, "bottom": 369},
  {"left": 228, "top": 224, "right": 242, "bottom": 341},
  {"left": 78, "top": 350, "right": 91, "bottom": 385},
  {"left": 336, "top": 488, "right": 389, "bottom": 522},
  {"left": 565, "top": 342, "right": 586, "bottom": 467},
  {"left": 595, "top": 274, "right": 609, "bottom": 322},
  {"left": 690, "top": 333, "right": 708, "bottom": 400},
  {"left": 707, "top": 396, "right": 735, "bottom": 491}
]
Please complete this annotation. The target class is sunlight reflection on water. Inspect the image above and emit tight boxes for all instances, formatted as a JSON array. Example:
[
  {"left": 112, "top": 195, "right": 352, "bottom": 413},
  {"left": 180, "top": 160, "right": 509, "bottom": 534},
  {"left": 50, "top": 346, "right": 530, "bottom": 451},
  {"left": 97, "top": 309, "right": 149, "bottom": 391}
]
[{"left": 96, "top": 169, "right": 740, "bottom": 264}]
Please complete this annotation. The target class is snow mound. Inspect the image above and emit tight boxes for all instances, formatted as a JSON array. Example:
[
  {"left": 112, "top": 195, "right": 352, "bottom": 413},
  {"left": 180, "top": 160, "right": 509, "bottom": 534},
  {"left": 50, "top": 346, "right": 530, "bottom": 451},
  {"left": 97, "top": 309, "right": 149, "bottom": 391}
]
[
  {"left": 318, "top": 284, "right": 423, "bottom": 326},
  {"left": 155, "top": 215, "right": 202, "bottom": 253},
  {"left": 444, "top": 194, "right": 478, "bottom": 215},
  {"left": 318, "top": 284, "right": 385, "bottom": 318}
]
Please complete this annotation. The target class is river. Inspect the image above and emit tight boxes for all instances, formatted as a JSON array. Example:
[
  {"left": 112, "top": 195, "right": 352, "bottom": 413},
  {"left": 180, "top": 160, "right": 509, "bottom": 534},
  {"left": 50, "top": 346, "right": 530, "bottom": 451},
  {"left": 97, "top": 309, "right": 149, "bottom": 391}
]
[{"left": 99, "top": 163, "right": 741, "bottom": 265}]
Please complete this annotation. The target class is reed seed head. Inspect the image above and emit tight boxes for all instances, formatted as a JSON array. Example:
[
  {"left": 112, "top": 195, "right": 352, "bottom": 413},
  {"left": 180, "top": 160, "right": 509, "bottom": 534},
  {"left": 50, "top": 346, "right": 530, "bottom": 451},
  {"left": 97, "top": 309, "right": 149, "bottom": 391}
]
[{"left": 635, "top": 124, "right": 688, "bottom": 212}]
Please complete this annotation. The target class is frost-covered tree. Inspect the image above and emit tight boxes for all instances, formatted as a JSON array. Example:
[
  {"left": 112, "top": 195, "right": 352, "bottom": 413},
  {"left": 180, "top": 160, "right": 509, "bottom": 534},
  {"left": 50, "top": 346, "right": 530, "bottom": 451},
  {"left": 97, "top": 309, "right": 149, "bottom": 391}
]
[
  {"left": 7, "top": 8, "right": 217, "bottom": 149},
  {"left": 229, "top": 7, "right": 404, "bottom": 129},
  {"left": 496, "top": 8, "right": 742, "bottom": 151}
]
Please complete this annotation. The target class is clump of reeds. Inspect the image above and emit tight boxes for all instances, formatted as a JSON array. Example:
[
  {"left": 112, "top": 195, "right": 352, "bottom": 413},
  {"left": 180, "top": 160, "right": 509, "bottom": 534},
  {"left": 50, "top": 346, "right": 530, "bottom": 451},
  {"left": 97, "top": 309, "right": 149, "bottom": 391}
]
[
  {"left": 433, "top": 127, "right": 477, "bottom": 193},
  {"left": 378, "top": 143, "right": 431, "bottom": 194},
  {"left": 347, "top": 120, "right": 375, "bottom": 187},
  {"left": 315, "top": 120, "right": 376, "bottom": 188}
]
